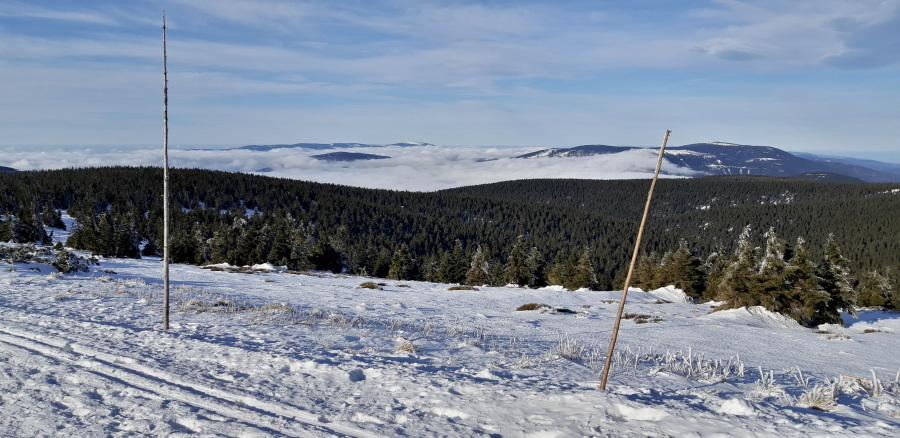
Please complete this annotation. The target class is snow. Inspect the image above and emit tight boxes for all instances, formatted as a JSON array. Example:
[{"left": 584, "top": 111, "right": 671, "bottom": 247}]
[
  {"left": 1, "top": 249, "right": 899, "bottom": 436},
  {"left": 717, "top": 398, "right": 756, "bottom": 416}
]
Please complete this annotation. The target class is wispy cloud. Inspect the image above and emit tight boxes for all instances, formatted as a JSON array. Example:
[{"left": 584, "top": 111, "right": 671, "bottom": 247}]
[
  {"left": 0, "top": 1, "right": 898, "bottom": 151},
  {"left": 0, "top": 2, "right": 117, "bottom": 25}
]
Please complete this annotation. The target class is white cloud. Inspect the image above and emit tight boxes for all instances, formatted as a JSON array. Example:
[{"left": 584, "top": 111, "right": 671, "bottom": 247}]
[{"left": 0, "top": 145, "right": 696, "bottom": 191}]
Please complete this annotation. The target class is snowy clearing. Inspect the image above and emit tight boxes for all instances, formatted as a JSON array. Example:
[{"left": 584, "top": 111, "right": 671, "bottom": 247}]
[{"left": 1, "top": 251, "right": 899, "bottom": 437}]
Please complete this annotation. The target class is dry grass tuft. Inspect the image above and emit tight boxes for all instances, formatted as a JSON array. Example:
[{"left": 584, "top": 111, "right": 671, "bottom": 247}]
[
  {"left": 448, "top": 285, "right": 478, "bottom": 291},
  {"left": 358, "top": 281, "right": 381, "bottom": 289},
  {"left": 516, "top": 303, "right": 549, "bottom": 311},
  {"left": 395, "top": 339, "right": 417, "bottom": 353}
]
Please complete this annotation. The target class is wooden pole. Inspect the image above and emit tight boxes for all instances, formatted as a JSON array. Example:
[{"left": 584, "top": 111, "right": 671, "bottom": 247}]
[
  {"left": 599, "top": 129, "right": 671, "bottom": 390},
  {"left": 162, "top": 11, "right": 170, "bottom": 331}
]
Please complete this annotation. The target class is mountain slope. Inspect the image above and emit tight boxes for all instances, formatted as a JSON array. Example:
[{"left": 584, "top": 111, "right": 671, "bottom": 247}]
[{"left": 516, "top": 142, "right": 900, "bottom": 182}]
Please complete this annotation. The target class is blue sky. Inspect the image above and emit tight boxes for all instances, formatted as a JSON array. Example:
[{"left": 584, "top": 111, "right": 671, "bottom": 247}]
[{"left": 1, "top": 0, "right": 898, "bottom": 158}]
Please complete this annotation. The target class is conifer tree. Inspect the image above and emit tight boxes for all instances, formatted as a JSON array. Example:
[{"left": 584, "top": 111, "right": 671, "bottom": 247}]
[
  {"left": 387, "top": 244, "right": 414, "bottom": 280},
  {"left": 437, "top": 240, "right": 467, "bottom": 284},
  {"left": 0, "top": 218, "right": 15, "bottom": 242},
  {"left": 546, "top": 252, "right": 566, "bottom": 287},
  {"left": 633, "top": 253, "right": 660, "bottom": 291},
  {"left": 524, "top": 246, "right": 543, "bottom": 287},
  {"left": 754, "top": 227, "right": 789, "bottom": 311},
  {"left": 715, "top": 225, "right": 761, "bottom": 307},
  {"left": 142, "top": 238, "right": 160, "bottom": 256},
  {"left": 289, "top": 223, "right": 315, "bottom": 271},
  {"left": 503, "top": 235, "right": 530, "bottom": 286},
  {"left": 857, "top": 270, "right": 893, "bottom": 308},
  {"left": 565, "top": 247, "right": 597, "bottom": 291},
  {"left": 465, "top": 244, "right": 492, "bottom": 286},
  {"left": 816, "top": 234, "right": 857, "bottom": 324},
  {"left": 704, "top": 244, "right": 730, "bottom": 299},
  {"left": 662, "top": 241, "right": 705, "bottom": 297},
  {"left": 783, "top": 237, "right": 828, "bottom": 325}
]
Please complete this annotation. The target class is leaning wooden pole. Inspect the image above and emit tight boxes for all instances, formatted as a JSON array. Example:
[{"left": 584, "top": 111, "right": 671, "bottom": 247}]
[
  {"left": 599, "top": 129, "right": 671, "bottom": 390},
  {"left": 162, "top": 11, "right": 170, "bottom": 331}
]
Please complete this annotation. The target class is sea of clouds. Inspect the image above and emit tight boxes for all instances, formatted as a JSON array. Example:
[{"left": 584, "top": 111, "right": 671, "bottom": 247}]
[{"left": 2, "top": 144, "right": 699, "bottom": 192}]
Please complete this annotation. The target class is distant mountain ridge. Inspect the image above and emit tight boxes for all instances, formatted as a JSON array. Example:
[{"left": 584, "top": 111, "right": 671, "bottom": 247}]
[
  {"left": 516, "top": 142, "right": 900, "bottom": 182},
  {"left": 0, "top": 166, "right": 16, "bottom": 173},
  {"left": 210, "top": 141, "right": 435, "bottom": 152},
  {"left": 311, "top": 152, "right": 390, "bottom": 162}
]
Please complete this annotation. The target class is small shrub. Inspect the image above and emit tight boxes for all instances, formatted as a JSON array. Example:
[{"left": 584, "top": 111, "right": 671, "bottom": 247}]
[
  {"left": 358, "top": 281, "right": 381, "bottom": 289},
  {"left": 555, "top": 307, "right": 573, "bottom": 313},
  {"left": 376, "top": 282, "right": 388, "bottom": 286},
  {"left": 826, "top": 334, "right": 851, "bottom": 340},
  {"left": 622, "top": 313, "right": 651, "bottom": 320},
  {"left": 397, "top": 284, "right": 410, "bottom": 288},
  {"left": 103, "top": 269, "right": 117, "bottom": 275},
  {"left": 449, "top": 285, "right": 477, "bottom": 291},
  {"left": 862, "top": 329, "right": 882, "bottom": 334}
]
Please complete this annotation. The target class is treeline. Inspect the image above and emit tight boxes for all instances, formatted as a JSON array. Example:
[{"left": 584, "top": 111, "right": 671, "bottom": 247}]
[
  {"left": 0, "top": 167, "right": 633, "bottom": 288},
  {"left": 1, "top": 168, "right": 899, "bottom": 313},
  {"left": 631, "top": 227, "right": 900, "bottom": 323}
]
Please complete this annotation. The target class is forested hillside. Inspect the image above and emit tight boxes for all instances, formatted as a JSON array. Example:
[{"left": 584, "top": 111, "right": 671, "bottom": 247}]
[
  {"left": 1, "top": 168, "right": 898, "bottom": 305},
  {"left": 444, "top": 176, "right": 900, "bottom": 274}
]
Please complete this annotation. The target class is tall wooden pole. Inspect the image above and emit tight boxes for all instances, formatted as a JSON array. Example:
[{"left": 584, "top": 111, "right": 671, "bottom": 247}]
[
  {"left": 162, "top": 11, "right": 170, "bottom": 331},
  {"left": 599, "top": 129, "right": 671, "bottom": 390}
]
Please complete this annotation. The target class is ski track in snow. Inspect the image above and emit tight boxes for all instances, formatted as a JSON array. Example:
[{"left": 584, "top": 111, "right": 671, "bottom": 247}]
[{"left": 1, "top": 252, "right": 899, "bottom": 437}]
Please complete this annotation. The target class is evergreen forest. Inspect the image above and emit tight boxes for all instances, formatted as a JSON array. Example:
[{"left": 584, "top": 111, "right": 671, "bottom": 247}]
[{"left": 1, "top": 167, "right": 898, "bottom": 321}]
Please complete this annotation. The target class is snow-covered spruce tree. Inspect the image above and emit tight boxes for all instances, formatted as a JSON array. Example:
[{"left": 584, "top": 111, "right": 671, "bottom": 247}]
[
  {"left": 387, "top": 244, "right": 414, "bottom": 280},
  {"left": 715, "top": 225, "right": 762, "bottom": 308},
  {"left": 503, "top": 235, "right": 531, "bottom": 286},
  {"left": 12, "top": 204, "right": 51, "bottom": 245},
  {"left": 465, "top": 244, "right": 492, "bottom": 286},
  {"left": 783, "top": 237, "right": 829, "bottom": 325},
  {"left": 755, "top": 227, "right": 790, "bottom": 313},
  {"left": 856, "top": 270, "right": 894, "bottom": 309},
  {"left": 815, "top": 234, "right": 857, "bottom": 324},
  {"left": 704, "top": 243, "right": 730, "bottom": 299},
  {"left": 564, "top": 246, "right": 597, "bottom": 291},
  {"left": 41, "top": 206, "right": 65, "bottom": 230}
]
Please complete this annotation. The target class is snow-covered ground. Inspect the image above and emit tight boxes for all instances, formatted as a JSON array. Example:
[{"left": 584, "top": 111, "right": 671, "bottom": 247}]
[{"left": 1, "top": 249, "right": 899, "bottom": 437}]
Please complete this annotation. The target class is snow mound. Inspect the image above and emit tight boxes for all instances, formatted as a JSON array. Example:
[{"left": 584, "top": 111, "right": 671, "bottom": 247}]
[
  {"left": 615, "top": 404, "right": 669, "bottom": 421},
  {"left": 251, "top": 263, "right": 283, "bottom": 271},
  {"left": 717, "top": 398, "right": 755, "bottom": 416},
  {"left": 648, "top": 285, "right": 692, "bottom": 303},
  {"left": 705, "top": 306, "right": 807, "bottom": 331}
]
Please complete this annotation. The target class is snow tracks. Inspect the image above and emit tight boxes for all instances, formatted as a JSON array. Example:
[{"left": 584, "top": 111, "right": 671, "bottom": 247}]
[{"left": 0, "top": 322, "right": 379, "bottom": 437}]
